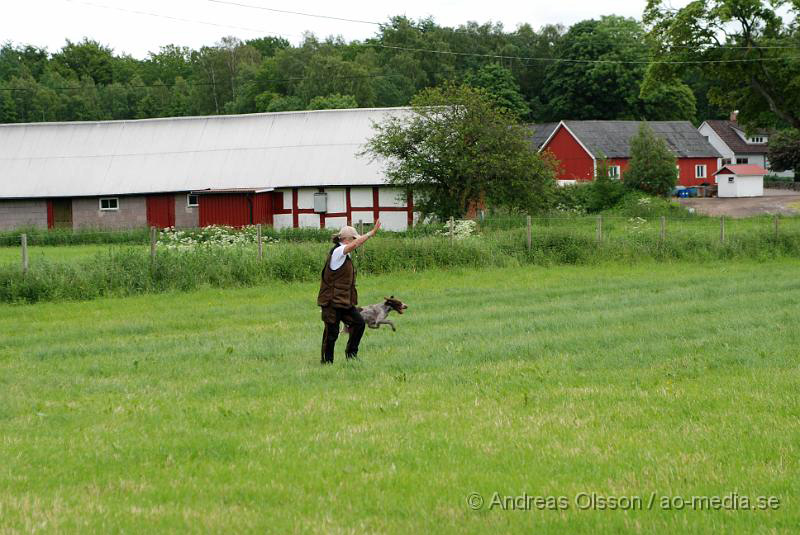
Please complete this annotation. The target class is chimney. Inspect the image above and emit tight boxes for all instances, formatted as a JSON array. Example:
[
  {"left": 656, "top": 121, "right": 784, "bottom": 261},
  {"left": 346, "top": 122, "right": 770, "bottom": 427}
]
[{"left": 730, "top": 110, "right": 739, "bottom": 122}]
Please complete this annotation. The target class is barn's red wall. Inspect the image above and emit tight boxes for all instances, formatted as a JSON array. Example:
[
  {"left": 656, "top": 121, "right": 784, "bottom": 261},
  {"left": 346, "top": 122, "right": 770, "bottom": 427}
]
[
  {"left": 146, "top": 194, "right": 176, "bottom": 228},
  {"left": 199, "top": 192, "right": 275, "bottom": 227},
  {"left": 543, "top": 126, "right": 595, "bottom": 180},
  {"left": 199, "top": 195, "right": 250, "bottom": 227},
  {"left": 46, "top": 200, "right": 54, "bottom": 229}
]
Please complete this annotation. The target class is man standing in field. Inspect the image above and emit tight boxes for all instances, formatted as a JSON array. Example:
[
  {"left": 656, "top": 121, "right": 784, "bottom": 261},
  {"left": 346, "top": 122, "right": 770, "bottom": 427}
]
[{"left": 317, "top": 220, "right": 381, "bottom": 363}]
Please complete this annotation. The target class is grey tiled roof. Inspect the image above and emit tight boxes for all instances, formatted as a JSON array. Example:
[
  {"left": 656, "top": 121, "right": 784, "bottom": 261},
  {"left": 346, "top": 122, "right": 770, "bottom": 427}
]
[
  {"left": 527, "top": 120, "right": 721, "bottom": 159},
  {"left": 704, "top": 120, "right": 769, "bottom": 155}
]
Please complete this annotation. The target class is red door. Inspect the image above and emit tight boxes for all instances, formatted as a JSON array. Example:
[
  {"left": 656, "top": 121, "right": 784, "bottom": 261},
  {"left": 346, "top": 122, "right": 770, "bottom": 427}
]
[{"left": 146, "top": 194, "right": 175, "bottom": 228}]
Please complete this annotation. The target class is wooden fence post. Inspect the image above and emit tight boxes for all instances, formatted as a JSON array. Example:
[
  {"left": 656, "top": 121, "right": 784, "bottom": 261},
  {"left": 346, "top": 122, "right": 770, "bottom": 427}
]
[
  {"left": 358, "top": 219, "right": 363, "bottom": 236},
  {"left": 150, "top": 226, "right": 157, "bottom": 265},
  {"left": 720, "top": 216, "right": 725, "bottom": 243},
  {"left": 21, "top": 233, "right": 28, "bottom": 275},
  {"left": 660, "top": 216, "right": 666, "bottom": 243},
  {"left": 596, "top": 215, "right": 603, "bottom": 244},
  {"left": 526, "top": 215, "right": 532, "bottom": 252},
  {"left": 257, "top": 223, "right": 263, "bottom": 260}
]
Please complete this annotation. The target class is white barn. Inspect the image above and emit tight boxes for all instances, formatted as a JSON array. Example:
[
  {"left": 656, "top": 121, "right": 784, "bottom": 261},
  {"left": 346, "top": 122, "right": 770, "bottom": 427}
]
[
  {"left": 714, "top": 164, "right": 768, "bottom": 198},
  {"left": 0, "top": 108, "right": 419, "bottom": 231}
]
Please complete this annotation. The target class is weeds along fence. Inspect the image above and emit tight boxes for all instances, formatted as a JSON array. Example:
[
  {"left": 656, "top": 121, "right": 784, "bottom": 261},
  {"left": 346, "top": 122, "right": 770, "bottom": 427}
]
[{"left": 2, "top": 216, "right": 800, "bottom": 303}]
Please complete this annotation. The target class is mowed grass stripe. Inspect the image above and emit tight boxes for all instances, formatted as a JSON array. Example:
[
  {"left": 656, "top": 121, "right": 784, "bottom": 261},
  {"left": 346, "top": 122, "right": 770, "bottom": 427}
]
[{"left": 0, "top": 260, "right": 798, "bottom": 533}]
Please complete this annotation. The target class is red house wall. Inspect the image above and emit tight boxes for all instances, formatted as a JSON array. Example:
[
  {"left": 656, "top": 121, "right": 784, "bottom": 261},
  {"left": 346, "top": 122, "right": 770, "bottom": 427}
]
[
  {"left": 584, "top": 157, "right": 718, "bottom": 187},
  {"left": 542, "top": 125, "right": 595, "bottom": 180},
  {"left": 677, "top": 158, "right": 718, "bottom": 187}
]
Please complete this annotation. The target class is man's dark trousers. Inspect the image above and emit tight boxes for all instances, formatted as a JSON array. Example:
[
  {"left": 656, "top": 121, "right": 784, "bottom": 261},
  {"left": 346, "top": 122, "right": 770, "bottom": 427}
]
[{"left": 321, "top": 306, "right": 366, "bottom": 363}]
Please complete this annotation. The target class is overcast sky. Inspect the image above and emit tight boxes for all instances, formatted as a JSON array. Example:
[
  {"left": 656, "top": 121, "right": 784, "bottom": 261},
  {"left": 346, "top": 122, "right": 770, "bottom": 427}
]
[{"left": 0, "top": 0, "right": 697, "bottom": 59}]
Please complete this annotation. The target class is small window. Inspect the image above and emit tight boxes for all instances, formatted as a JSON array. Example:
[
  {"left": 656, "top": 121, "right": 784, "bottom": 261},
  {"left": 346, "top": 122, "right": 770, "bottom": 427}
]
[
  {"left": 749, "top": 136, "right": 765, "bottom": 144},
  {"left": 608, "top": 165, "right": 621, "bottom": 179},
  {"left": 187, "top": 194, "right": 199, "bottom": 208},
  {"left": 736, "top": 157, "right": 749, "bottom": 164},
  {"left": 728, "top": 176, "right": 735, "bottom": 183},
  {"left": 99, "top": 197, "right": 119, "bottom": 211},
  {"left": 695, "top": 165, "right": 707, "bottom": 179},
  {"left": 721, "top": 158, "right": 731, "bottom": 165}
]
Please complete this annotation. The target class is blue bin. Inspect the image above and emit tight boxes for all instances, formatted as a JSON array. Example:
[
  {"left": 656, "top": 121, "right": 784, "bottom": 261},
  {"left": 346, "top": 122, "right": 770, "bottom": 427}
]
[{"left": 678, "top": 190, "right": 690, "bottom": 198}]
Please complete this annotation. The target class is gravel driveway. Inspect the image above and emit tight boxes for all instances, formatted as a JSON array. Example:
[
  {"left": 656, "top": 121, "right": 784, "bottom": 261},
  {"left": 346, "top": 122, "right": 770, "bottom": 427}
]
[{"left": 676, "top": 188, "right": 800, "bottom": 217}]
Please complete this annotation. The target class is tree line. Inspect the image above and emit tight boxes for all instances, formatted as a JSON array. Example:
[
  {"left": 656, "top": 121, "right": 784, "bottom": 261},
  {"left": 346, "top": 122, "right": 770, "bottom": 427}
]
[{"left": 0, "top": 14, "right": 726, "bottom": 125}]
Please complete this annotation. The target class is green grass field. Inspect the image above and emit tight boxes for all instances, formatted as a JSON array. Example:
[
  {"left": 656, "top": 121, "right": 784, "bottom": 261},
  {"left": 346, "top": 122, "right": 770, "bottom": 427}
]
[{"left": 1, "top": 260, "right": 798, "bottom": 533}]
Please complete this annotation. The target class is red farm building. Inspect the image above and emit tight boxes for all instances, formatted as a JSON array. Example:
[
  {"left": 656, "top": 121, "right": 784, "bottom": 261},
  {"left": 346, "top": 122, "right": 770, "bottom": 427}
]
[{"left": 529, "top": 121, "right": 721, "bottom": 187}]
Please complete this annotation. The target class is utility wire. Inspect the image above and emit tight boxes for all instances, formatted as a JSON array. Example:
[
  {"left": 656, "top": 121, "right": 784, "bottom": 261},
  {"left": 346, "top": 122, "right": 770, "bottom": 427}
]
[
  {"left": 207, "top": 0, "right": 382, "bottom": 26},
  {"left": 65, "top": 0, "right": 299, "bottom": 40}
]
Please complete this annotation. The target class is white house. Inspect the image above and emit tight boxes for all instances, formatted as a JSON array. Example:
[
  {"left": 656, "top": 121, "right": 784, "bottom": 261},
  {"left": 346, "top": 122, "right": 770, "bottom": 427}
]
[
  {"left": 714, "top": 164, "right": 768, "bottom": 197},
  {"left": 699, "top": 112, "right": 793, "bottom": 179}
]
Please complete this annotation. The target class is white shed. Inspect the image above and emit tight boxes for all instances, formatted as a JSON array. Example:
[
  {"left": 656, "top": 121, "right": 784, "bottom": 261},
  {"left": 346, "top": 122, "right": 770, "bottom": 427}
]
[{"left": 714, "top": 164, "right": 767, "bottom": 198}]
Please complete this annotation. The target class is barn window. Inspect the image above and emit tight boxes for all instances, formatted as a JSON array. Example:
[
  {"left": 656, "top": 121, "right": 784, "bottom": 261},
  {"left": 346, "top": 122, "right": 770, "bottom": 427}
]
[
  {"left": 736, "top": 157, "right": 749, "bottom": 164},
  {"left": 608, "top": 165, "right": 620, "bottom": 179},
  {"left": 99, "top": 197, "right": 119, "bottom": 211},
  {"left": 721, "top": 158, "right": 731, "bottom": 165},
  {"left": 695, "top": 165, "right": 707, "bottom": 179},
  {"left": 187, "top": 194, "right": 199, "bottom": 207},
  {"left": 728, "top": 176, "right": 735, "bottom": 183}
]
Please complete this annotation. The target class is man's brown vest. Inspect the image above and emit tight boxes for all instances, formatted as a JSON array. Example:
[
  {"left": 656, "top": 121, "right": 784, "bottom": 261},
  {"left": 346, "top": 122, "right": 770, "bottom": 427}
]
[{"left": 317, "top": 245, "right": 358, "bottom": 308}]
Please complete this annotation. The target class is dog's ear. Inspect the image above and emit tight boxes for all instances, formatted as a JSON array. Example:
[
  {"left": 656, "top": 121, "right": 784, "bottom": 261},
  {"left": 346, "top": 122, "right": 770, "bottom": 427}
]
[
  {"left": 383, "top": 296, "right": 389, "bottom": 301},
  {"left": 390, "top": 295, "right": 394, "bottom": 299}
]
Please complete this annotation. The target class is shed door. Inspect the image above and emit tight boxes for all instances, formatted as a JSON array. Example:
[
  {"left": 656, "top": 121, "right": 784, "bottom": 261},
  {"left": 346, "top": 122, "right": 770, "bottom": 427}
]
[
  {"left": 146, "top": 194, "right": 175, "bottom": 228},
  {"left": 51, "top": 199, "right": 73, "bottom": 229}
]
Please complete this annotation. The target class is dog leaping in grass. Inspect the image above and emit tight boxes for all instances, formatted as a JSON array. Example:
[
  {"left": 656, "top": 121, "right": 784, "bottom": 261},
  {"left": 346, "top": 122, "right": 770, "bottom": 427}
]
[{"left": 343, "top": 296, "right": 408, "bottom": 333}]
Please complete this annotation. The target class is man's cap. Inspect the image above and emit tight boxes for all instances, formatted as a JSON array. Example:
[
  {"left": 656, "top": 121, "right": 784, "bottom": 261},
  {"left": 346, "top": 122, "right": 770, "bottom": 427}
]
[{"left": 337, "top": 225, "right": 360, "bottom": 240}]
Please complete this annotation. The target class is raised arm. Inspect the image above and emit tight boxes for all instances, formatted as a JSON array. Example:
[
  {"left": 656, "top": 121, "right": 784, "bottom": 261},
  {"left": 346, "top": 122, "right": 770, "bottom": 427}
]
[{"left": 343, "top": 219, "right": 381, "bottom": 254}]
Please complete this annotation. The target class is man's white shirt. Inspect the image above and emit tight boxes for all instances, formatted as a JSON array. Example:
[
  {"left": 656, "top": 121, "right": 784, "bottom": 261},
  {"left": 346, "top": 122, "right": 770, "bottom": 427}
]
[{"left": 330, "top": 244, "right": 349, "bottom": 270}]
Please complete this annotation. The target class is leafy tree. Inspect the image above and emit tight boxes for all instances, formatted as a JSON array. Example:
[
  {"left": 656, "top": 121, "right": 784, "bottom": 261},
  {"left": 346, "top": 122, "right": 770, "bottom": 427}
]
[
  {"left": 307, "top": 93, "right": 358, "bottom": 110},
  {"left": 542, "top": 16, "right": 649, "bottom": 120},
  {"left": 245, "top": 37, "right": 290, "bottom": 58},
  {"left": 639, "top": 80, "right": 697, "bottom": 122},
  {"left": 364, "top": 83, "right": 555, "bottom": 219},
  {"left": 465, "top": 63, "right": 529, "bottom": 118},
  {"left": 644, "top": 0, "right": 800, "bottom": 130},
  {"left": 265, "top": 95, "right": 304, "bottom": 112},
  {"left": 623, "top": 123, "right": 678, "bottom": 196},
  {"left": 589, "top": 155, "right": 627, "bottom": 211},
  {"left": 297, "top": 54, "right": 375, "bottom": 107},
  {"left": 0, "top": 88, "right": 16, "bottom": 122},
  {"left": 767, "top": 129, "right": 800, "bottom": 182},
  {"left": 51, "top": 39, "right": 115, "bottom": 85}
]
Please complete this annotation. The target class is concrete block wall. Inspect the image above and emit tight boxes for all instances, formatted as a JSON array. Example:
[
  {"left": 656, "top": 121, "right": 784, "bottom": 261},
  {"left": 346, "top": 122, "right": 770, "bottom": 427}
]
[
  {"left": 72, "top": 196, "right": 148, "bottom": 229},
  {"left": 0, "top": 200, "right": 48, "bottom": 230},
  {"left": 174, "top": 193, "right": 199, "bottom": 228}
]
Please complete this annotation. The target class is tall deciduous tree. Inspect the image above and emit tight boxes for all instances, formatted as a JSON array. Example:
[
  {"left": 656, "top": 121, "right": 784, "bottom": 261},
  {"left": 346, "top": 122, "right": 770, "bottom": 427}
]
[
  {"left": 623, "top": 123, "right": 678, "bottom": 196},
  {"left": 644, "top": 0, "right": 800, "bottom": 130},
  {"left": 364, "top": 83, "right": 555, "bottom": 219},
  {"left": 465, "top": 63, "right": 530, "bottom": 118},
  {"left": 767, "top": 129, "right": 800, "bottom": 181}
]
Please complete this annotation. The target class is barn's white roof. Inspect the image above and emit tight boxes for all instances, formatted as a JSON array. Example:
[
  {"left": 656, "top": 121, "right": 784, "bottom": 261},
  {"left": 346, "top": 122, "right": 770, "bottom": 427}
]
[{"left": 0, "top": 107, "right": 411, "bottom": 199}]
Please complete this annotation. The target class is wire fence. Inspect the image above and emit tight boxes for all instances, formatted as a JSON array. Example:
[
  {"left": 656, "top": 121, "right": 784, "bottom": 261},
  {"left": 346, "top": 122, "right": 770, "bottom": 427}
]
[{"left": 3, "top": 215, "right": 800, "bottom": 272}]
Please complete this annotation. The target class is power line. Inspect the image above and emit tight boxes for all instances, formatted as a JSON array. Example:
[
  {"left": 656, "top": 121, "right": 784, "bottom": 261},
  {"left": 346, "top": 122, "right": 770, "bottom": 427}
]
[
  {"left": 38, "top": 0, "right": 800, "bottom": 68},
  {"left": 65, "top": 0, "right": 299, "bottom": 40},
  {"left": 207, "top": 0, "right": 383, "bottom": 26}
]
